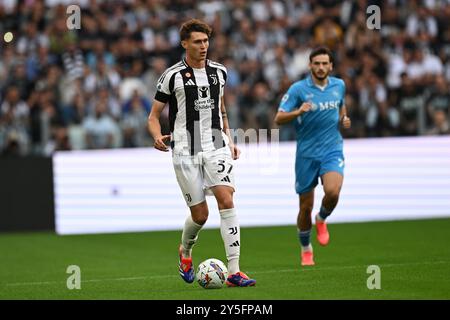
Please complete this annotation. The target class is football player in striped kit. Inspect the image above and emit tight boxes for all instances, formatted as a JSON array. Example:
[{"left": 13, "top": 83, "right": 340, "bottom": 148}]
[{"left": 148, "top": 19, "right": 255, "bottom": 287}]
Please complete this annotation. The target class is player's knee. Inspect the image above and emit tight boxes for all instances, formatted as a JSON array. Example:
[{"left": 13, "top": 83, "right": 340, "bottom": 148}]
[
  {"left": 190, "top": 203, "right": 209, "bottom": 225},
  {"left": 197, "top": 215, "right": 208, "bottom": 225},
  {"left": 218, "top": 197, "right": 234, "bottom": 210},
  {"left": 192, "top": 212, "right": 208, "bottom": 225}
]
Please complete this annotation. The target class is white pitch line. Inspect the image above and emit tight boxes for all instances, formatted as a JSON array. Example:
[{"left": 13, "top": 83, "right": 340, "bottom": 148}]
[
  {"left": 3, "top": 261, "right": 449, "bottom": 287},
  {"left": 251, "top": 260, "right": 450, "bottom": 274},
  {"left": 4, "top": 274, "right": 177, "bottom": 287}
]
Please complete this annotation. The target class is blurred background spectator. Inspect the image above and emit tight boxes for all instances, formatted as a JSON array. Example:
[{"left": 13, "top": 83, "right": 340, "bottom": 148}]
[{"left": 0, "top": 0, "right": 449, "bottom": 156}]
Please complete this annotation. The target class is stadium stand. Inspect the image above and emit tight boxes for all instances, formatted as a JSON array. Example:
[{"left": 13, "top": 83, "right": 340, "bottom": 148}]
[{"left": 0, "top": 0, "right": 449, "bottom": 156}]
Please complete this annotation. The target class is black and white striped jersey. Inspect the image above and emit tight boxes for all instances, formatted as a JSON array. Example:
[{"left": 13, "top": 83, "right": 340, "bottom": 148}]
[{"left": 154, "top": 59, "right": 229, "bottom": 156}]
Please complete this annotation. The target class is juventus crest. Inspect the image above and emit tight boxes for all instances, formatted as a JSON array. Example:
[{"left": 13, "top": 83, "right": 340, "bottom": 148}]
[{"left": 209, "top": 73, "right": 218, "bottom": 85}]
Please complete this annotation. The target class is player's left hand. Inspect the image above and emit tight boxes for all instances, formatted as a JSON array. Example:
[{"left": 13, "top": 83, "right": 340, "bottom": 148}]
[
  {"left": 342, "top": 116, "right": 351, "bottom": 129},
  {"left": 229, "top": 144, "right": 241, "bottom": 160}
]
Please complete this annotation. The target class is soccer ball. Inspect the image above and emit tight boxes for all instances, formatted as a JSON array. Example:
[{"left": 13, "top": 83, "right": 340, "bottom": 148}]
[{"left": 196, "top": 258, "right": 228, "bottom": 289}]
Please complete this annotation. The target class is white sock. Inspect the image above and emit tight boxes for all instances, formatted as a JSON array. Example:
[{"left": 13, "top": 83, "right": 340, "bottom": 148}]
[
  {"left": 220, "top": 208, "right": 240, "bottom": 275},
  {"left": 316, "top": 213, "right": 324, "bottom": 223},
  {"left": 181, "top": 215, "right": 203, "bottom": 258},
  {"left": 301, "top": 244, "right": 313, "bottom": 253}
]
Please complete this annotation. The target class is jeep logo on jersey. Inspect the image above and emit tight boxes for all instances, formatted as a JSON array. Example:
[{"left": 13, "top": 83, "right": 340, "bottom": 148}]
[{"left": 198, "top": 86, "right": 209, "bottom": 98}]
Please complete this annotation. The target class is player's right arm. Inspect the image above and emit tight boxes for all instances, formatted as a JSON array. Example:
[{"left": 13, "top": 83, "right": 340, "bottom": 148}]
[
  {"left": 148, "top": 100, "right": 170, "bottom": 152},
  {"left": 148, "top": 68, "right": 174, "bottom": 152},
  {"left": 274, "top": 83, "right": 312, "bottom": 125},
  {"left": 274, "top": 102, "right": 312, "bottom": 125}
]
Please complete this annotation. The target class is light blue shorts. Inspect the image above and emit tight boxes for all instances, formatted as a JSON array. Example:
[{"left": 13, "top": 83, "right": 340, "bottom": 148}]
[{"left": 295, "top": 150, "right": 345, "bottom": 195}]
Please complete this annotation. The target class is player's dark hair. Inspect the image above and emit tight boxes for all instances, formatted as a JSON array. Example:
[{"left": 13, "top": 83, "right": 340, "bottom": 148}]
[
  {"left": 309, "top": 46, "right": 334, "bottom": 63},
  {"left": 179, "top": 19, "right": 212, "bottom": 41}
]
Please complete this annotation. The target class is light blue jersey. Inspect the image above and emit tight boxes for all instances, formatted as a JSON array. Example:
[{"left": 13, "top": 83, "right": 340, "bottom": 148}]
[
  {"left": 279, "top": 75, "right": 346, "bottom": 159},
  {"left": 279, "top": 74, "right": 346, "bottom": 194}
]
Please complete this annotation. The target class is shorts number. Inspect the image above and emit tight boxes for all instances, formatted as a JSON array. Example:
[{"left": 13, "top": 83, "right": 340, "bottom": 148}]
[{"left": 217, "top": 160, "right": 233, "bottom": 174}]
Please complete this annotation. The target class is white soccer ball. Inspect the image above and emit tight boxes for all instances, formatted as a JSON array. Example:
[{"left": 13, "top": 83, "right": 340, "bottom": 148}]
[{"left": 196, "top": 258, "right": 228, "bottom": 289}]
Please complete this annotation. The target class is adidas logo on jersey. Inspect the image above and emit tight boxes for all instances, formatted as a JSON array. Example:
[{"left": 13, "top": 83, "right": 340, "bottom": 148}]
[
  {"left": 221, "top": 176, "right": 231, "bottom": 183},
  {"left": 185, "top": 79, "right": 195, "bottom": 86}
]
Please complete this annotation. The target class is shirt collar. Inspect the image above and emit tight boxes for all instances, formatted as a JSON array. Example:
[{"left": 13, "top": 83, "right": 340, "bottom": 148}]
[
  {"left": 183, "top": 57, "right": 209, "bottom": 69},
  {"left": 307, "top": 74, "right": 332, "bottom": 88}
]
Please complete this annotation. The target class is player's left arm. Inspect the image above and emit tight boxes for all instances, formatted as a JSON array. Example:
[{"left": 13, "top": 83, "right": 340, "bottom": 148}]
[
  {"left": 221, "top": 96, "right": 240, "bottom": 160},
  {"left": 340, "top": 81, "right": 351, "bottom": 129},
  {"left": 340, "top": 105, "right": 351, "bottom": 129}
]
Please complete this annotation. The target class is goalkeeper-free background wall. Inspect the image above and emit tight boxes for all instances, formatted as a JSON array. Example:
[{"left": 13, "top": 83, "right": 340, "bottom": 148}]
[{"left": 52, "top": 136, "right": 450, "bottom": 235}]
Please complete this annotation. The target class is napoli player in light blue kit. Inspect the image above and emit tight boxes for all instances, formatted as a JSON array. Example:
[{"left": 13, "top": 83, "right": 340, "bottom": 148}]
[{"left": 274, "top": 47, "right": 351, "bottom": 266}]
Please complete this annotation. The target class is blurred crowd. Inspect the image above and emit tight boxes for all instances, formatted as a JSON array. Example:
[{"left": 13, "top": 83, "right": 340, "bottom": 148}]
[{"left": 0, "top": 0, "right": 449, "bottom": 156}]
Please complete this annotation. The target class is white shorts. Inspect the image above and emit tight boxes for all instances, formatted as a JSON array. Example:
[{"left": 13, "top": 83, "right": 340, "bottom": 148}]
[{"left": 172, "top": 147, "right": 235, "bottom": 207}]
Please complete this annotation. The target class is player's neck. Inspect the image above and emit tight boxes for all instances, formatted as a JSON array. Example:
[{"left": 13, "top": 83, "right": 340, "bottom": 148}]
[
  {"left": 311, "top": 75, "right": 329, "bottom": 87},
  {"left": 185, "top": 56, "right": 206, "bottom": 69}
]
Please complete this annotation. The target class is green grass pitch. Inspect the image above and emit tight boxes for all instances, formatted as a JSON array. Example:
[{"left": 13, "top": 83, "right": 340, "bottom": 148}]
[{"left": 1, "top": 218, "right": 449, "bottom": 299}]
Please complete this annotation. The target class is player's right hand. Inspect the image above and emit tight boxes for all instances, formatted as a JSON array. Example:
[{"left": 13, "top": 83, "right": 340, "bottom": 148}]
[
  {"left": 154, "top": 135, "right": 171, "bottom": 152},
  {"left": 298, "top": 102, "right": 312, "bottom": 115}
]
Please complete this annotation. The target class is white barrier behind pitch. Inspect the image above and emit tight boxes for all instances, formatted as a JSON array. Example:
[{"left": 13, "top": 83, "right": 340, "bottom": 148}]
[{"left": 53, "top": 136, "right": 450, "bottom": 235}]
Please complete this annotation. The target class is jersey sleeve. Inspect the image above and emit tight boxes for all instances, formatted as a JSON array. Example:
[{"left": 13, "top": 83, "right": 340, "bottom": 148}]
[
  {"left": 209, "top": 60, "right": 227, "bottom": 83},
  {"left": 278, "top": 83, "right": 302, "bottom": 113},
  {"left": 220, "top": 66, "right": 227, "bottom": 84},
  {"left": 154, "top": 70, "right": 173, "bottom": 103}
]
